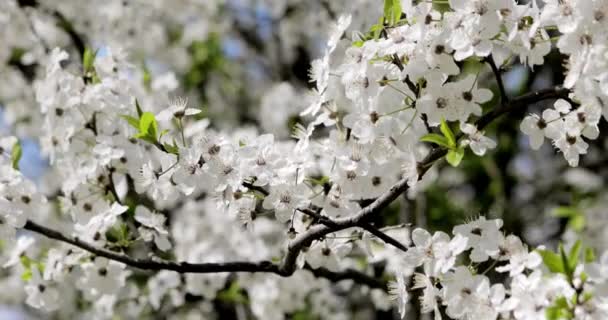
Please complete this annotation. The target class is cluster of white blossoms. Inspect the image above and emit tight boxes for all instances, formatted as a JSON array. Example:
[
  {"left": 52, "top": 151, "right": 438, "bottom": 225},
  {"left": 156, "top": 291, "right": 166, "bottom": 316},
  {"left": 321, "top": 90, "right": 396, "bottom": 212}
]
[
  {"left": 519, "top": 0, "right": 608, "bottom": 166},
  {"left": 2, "top": 0, "right": 608, "bottom": 319}
]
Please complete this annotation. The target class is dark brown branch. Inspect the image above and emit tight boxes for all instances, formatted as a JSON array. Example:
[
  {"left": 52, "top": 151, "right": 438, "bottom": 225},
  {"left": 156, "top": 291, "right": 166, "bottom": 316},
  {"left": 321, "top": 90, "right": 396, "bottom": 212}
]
[
  {"left": 486, "top": 55, "right": 508, "bottom": 103},
  {"left": 475, "top": 86, "right": 570, "bottom": 130},
  {"left": 23, "top": 221, "right": 275, "bottom": 273},
  {"left": 52, "top": 10, "right": 86, "bottom": 58},
  {"left": 359, "top": 224, "right": 409, "bottom": 252},
  {"left": 298, "top": 208, "right": 339, "bottom": 227},
  {"left": 242, "top": 181, "right": 270, "bottom": 196},
  {"left": 304, "top": 265, "right": 387, "bottom": 290},
  {"left": 22, "top": 220, "right": 385, "bottom": 289}
]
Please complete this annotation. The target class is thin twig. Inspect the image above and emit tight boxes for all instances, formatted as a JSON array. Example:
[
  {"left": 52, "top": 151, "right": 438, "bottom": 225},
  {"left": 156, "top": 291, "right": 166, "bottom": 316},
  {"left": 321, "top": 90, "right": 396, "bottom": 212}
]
[
  {"left": 297, "top": 208, "right": 409, "bottom": 252},
  {"left": 486, "top": 55, "right": 509, "bottom": 103}
]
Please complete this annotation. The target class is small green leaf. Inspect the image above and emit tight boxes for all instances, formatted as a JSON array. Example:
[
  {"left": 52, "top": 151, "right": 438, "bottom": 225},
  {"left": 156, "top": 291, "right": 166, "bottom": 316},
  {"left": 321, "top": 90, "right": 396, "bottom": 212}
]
[
  {"left": 20, "top": 255, "right": 34, "bottom": 281},
  {"left": 568, "top": 240, "right": 582, "bottom": 271},
  {"left": 560, "top": 244, "right": 572, "bottom": 279},
  {"left": 353, "top": 40, "right": 365, "bottom": 47},
  {"left": 308, "top": 175, "right": 330, "bottom": 186},
  {"left": 538, "top": 249, "right": 565, "bottom": 274},
  {"left": 21, "top": 269, "right": 32, "bottom": 281},
  {"left": 121, "top": 115, "right": 140, "bottom": 130},
  {"left": 545, "top": 296, "right": 572, "bottom": 320},
  {"left": 83, "top": 47, "right": 96, "bottom": 72},
  {"left": 567, "top": 214, "right": 585, "bottom": 232},
  {"left": 440, "top": 119, "right": 456, "bottom": 147},
  {"left": 134, "top": 134, "right": 158, "bottom": 145},
  {"left": 20, "top": 255, "right": 32, "bottom": 269},
  {"left": 292, "top": 309, "right": 315, "bottom": 320},
  {"left": 139, "top": 112, "right": 158, "bottom": 141},
  {"left": 159, "top": 129, "right": 170, "bottom": 140},
  {"left": 383, "top": 0, "right": 392, "bottom": 23},
  {"left": 585, "top": 247, "right": 596, "bottom": 263},
  {"left": 105, "top": 222, "right": 132, "bottom": 248},
  {"left": 554, "top": 296, "right": 570, "bottom": 309},
  {"left": 552, "top": 206, "right": 580, "bottom": 218},
  {"left": 163, "top": 142, "right": 180, "bottom": 155},
  {"left": 217, "top": 281, "right": 249, "bottom": 305},
  {"left": 11, "top": 141, "right": 22, "bottom": 170},
  {"left": 372, "top": 17, "right": 384, "bottom": 39},
  {"left": 142, "top": 64, "right": 152, "bottom": 90},
  {"left": 383, "top": 0, "right": 402, "bottom": 26},
  {"left": 420, "top": 133, "right": 450, "bottom": 147},
  {"left": 135, "top": 99, "right": 144, "bottom": 118},
  {"left": 446, "top": 148, "right": 465, "bottom": 167}
]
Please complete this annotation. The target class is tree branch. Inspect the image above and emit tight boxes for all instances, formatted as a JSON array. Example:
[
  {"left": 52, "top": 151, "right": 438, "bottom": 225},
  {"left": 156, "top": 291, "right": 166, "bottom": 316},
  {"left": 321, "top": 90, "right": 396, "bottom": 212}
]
[
  {"left": 22, "top": 220, "right": 385, "bottom": 289},
  {"left": 359, "top": 223, "right": 409, "bottom": 252},
  {"left": 52, "top": 10, "right": 86, "bottom": 58},
  {"left": 297, "top": 208, "right": 409, "bottom": 252},
  {"left": 304, "top": 265, "right": 387, "bottom": 290},
  {"left": 486, "top": 55, "right": 508, "bottom": 103},
  {"left": 475, "top": 86, "right": 570, "bottom": 130}
]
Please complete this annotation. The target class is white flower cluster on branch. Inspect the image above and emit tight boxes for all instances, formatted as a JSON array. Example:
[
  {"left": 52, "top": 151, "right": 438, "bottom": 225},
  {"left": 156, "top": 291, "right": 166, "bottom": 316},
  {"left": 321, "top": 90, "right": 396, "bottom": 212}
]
[{"left": 1, "top": 0, "right": 608, "bottom": 319}]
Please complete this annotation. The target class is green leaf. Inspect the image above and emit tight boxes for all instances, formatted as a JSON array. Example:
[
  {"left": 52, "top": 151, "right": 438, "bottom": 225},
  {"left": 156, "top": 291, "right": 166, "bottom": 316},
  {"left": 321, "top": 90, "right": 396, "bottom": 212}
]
[
  {"left": 552, "top": 206, "right": 585, "bottom": 232},
  {"left": 567, "top": 214, "right": 585, "bottom": 232},
  {"left": 538, "top": 249, "right": 565, "bottom": 274},
  {"left": 383, "top": 0, "right": 402, "bottom": 26},
  {"left": 546, "top": 296, "right": 572, "bottom": 320},
  {"left": 217, "top": 281, "right": 249, "bottom": 304},
  {"left": 121, "top": 115, "right": 140, "bottom": 130},
  {"left": 560, "top": 244, "right": 572, "bottom": 279},
  {"left": 159, "top": 129, "right": 170, "bottom": 140},
  {"left": 134, "top": 134, "right": 158, "bottom": 145},
  {"left": 440, "top": 119, "right": 456, "bottom": 147},
  {"left": 139, "top": 112, "right": 158, "bottom": 141},
  {"left": 308, "top": 175, "right": 330, "bottom": 186},
  {"left": 83, "top": 47, "right": 96, "bottom": 72},
  {"left": 549, "top": 296, "right": 574, "bottom": 319},
  {"left": 383, "top": 0, "right": 392, "bottom": 23},
  {"left": 372, "top": 17, "right": 384, "bottom": 39},
  {"left": 353, "top": 40, "right": 365, "bottom": 47},
  {"left": 142, "top": 64, "right": 152, "bottom": 90},
  {"left": 446, "top": 147, "right": 465, "bottom": 167},
  {"left": 568, "top": 240, "right": 582, "bottom": 271},
  {"left": 105, "top": 223, "right": 132, "bottom": 248},
  {"left": 135, "top": 99, "right": 143, "bottom": 118},
  {"left": 20, "top": 255, "right": 34, "bottom": 282},
  {"left": 20, "top": 255, "right": 32, "bottom": 269},
  {"left": 11, "top": 141, "right": 22, "bottom": 170},
  {"left": 292, "top": 309, "right": 315, "bottom": 320},
  {"left": 21, "top": 269, "right": 32, "bottom": 281},
  {"left": 420, "top": 133, "right": 450, "bottom": 147},
  {"left": 554, "top": 296, "right": 570, "bottom": 309},
  {"left": 552, "top": 206, "right": 581, "bottom": 218},
  {"left": 163, "top": 142, "right": 180, "bottom": 155},
  {"left": 585, "top": 247, "right": 596, "bottom": 263}
]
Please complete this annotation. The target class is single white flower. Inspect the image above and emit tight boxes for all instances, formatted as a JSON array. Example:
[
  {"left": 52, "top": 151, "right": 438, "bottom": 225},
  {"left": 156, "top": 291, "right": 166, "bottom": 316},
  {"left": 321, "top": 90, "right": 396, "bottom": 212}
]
[{"left": 156, "top": 97, "right": 201, "bottom": 121}]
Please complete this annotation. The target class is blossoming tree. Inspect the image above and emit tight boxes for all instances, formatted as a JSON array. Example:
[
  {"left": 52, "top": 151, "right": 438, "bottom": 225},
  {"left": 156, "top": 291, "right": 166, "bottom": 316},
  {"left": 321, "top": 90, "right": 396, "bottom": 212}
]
[{"left": 1, "top": 0, "right": 607, "bottom": 319}]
